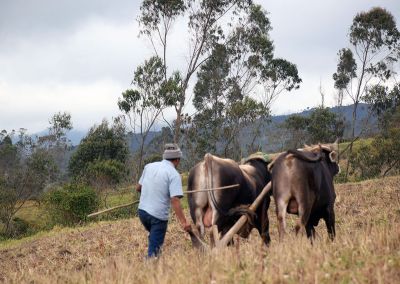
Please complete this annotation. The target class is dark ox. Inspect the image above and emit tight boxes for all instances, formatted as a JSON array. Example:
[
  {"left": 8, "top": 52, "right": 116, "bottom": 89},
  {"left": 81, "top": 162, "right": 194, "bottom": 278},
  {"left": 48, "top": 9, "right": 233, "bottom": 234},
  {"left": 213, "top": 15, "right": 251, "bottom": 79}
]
[
  {"left": 269, "top": 142, "right": 339, "bottom": 240},
  {"left": 187, "top": 153, "right": 272, "bottom": 245}
]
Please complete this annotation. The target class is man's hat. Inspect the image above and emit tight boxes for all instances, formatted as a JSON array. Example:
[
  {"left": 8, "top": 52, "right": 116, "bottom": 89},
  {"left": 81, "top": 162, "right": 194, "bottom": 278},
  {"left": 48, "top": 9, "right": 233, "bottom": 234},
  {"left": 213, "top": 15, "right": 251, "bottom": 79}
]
[{"left": 163, "top": 143, "right": 182, "bottom": 160}]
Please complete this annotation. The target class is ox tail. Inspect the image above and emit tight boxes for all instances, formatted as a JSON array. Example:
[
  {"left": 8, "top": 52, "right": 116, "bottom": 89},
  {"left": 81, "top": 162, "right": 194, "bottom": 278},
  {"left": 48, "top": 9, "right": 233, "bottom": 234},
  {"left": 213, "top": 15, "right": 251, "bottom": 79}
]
[
  {"left": 204, "top": 153, "right": 229, "bottom": 220},
  {"left": 204, "top": 153, "right": 213, "bottom": 200}
]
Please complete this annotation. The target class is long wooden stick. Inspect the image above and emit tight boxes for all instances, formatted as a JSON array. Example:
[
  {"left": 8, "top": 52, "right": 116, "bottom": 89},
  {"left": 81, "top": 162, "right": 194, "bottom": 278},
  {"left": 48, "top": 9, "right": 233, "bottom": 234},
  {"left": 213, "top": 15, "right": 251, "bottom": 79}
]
[
  {"left": 184, "top": 184, "right": 239, "bottom": 194},
  {"left": 87, "top": 200, "right": 139, "bottom": 218},
  {"left": 217, "top": 182, "right": 272, "bottom": 248}
]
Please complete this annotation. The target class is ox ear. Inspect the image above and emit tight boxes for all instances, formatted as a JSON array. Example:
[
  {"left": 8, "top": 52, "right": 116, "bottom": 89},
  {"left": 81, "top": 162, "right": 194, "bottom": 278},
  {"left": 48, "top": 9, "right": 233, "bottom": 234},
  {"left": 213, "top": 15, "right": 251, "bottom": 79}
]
[{"left": 329, "top": 150, "right": 338, "bottom": 163}]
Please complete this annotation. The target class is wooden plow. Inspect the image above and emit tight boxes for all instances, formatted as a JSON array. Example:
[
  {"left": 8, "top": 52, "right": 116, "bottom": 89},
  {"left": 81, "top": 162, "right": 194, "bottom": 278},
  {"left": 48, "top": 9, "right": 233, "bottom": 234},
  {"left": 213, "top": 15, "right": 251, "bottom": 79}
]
[
  {"left": 216, "top": 181, "right": 271, "bottom": 247},
  {"left": 186, "top": 181, "right": 272, "bottom": 249},
  {"left": 86, "top": 181, "right": 271, "bottom": 250}
]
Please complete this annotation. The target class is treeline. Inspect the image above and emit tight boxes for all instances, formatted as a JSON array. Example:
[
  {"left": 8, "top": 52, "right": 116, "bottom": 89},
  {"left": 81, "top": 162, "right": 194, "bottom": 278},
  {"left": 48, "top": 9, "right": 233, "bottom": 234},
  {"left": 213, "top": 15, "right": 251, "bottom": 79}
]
[{"left": 0, "top": 114, "right": 134, "bottom": 238}]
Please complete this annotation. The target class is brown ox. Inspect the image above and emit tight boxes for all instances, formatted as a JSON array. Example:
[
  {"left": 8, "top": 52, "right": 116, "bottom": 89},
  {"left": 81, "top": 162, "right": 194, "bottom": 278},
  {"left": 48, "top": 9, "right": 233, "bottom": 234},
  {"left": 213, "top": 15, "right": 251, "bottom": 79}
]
[
  {"left": 187, "top": 153, "right": 272, "bottom": 246},
  {"left": 269, "top": 142, "right": 339, "bottom": 240}
]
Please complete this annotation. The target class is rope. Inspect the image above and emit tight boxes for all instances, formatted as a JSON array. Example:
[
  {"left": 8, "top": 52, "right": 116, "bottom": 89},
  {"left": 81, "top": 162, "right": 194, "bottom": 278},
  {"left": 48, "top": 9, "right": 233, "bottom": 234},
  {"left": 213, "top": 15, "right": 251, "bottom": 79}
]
[{"left": 184, "top": 184, "right": 239, "bottom": 194}]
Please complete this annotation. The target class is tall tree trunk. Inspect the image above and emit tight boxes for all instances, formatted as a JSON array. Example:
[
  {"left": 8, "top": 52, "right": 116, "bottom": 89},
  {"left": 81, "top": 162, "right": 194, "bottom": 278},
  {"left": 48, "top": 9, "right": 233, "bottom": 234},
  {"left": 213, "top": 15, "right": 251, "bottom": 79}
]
[
  {"left": 174, "top": 105, "right": 182, "bottom": 143},
  {"left": 345, "top": 102, "right": 358, "bottom": 180},
  {"left": 344, "top": 46, "right": 369, "bottom": 181}
]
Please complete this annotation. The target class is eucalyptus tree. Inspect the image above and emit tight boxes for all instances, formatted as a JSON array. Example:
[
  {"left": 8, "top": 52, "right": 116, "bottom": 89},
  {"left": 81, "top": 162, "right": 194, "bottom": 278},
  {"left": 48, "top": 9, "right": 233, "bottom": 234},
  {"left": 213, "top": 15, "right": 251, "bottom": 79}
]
[
  {"left": 333, "top": 7, "right": 400, "bottom": 179},
  {"left": 223, "top": 5, "right": 300, "bottom": 154},
  {"left": 118, "top": 56, "right": 174, "bottom": 179},
  {"left": 191, "top": 44, "right": 230, "bottom": 155},
  {"left": 282, "top": 114, "right": 309, "bottom": 149},
  {"left": 363, "top": 83, "right": 400, "bottom": 132},
  {"left": 191, "top": 4, "right": 300, "bottom": 158},
  {"left": 138, "top": 0, "right": 262, "bottom": 143}
]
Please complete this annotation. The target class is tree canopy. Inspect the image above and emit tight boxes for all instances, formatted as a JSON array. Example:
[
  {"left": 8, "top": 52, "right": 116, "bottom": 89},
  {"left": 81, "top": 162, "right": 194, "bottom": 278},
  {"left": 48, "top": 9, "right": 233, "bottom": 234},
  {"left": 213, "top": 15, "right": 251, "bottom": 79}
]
[
  {"left": 68, "top": 119, "right": 128, "bottom": 179},
  {"left": 333, "top": 7, "right": 400, "bottom": 180},
  {"left": 136, "top": 1, "right": 300, "bottom": 145}
]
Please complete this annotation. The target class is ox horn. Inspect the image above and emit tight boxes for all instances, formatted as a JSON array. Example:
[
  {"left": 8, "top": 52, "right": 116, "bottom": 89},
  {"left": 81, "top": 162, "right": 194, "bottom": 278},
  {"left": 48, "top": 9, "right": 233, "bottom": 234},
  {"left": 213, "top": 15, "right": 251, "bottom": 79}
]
[
  {"left": 217, "top": 182, "right": 272, "bottom": 248},
  {"left": 333, "top": 138, "right": 339, "bottom": 151}
]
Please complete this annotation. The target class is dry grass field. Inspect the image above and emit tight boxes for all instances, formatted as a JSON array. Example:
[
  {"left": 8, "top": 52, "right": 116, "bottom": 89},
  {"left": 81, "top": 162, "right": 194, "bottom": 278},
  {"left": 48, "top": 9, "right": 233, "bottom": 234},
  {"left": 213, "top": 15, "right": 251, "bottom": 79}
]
[{"left": 1, "top": 176, "right": 399, "bottom": 283}]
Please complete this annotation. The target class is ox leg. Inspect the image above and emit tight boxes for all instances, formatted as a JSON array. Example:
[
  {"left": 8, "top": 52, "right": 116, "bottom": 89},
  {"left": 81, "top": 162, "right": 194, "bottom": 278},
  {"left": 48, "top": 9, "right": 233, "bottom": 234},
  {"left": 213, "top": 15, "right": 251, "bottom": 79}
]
[
  {"left": 256, "top": 197, "right": 271, "bottom": 246},
  {"left": 295, "top": 202, "right": 311, "bottom": 237},
  {"left": 209, "top": 208, "right": 222, "bottom": 247},
  {"left": 304, "top": 214, "right": 318, "bottom": 242},
  {"left": 305, "top": 224, "right": 316, "bottom": 245},
  {"left": 276, "top": 199, "right": 288, "bottom": 241},
  {"left": 323, "top": 208, "right": 336, "bottom": 241},
  {"left": 194, "top": 208, "right": 205, "bottom": 237}
]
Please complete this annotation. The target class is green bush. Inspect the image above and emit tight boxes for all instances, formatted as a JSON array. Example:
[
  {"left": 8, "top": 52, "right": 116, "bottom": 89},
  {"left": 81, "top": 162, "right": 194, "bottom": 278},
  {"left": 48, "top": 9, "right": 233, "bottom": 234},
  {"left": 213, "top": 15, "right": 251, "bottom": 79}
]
[
  {"left": 0, "top": 217, "right": 32, "bottom": 239},
  {"left": 45, "top": 183, "right": 99, "bottom": 226},
  {"left": 9, "top": 217, "right": 30, "bottom": 238},
  {"left": 85, "top": 159, "right": 125, "bottom": 184},
  {"left": 349, "top": 142, "right": 381, "bottom": 181},
  {"left": 68, "top": 120, "right": 128, "bottom": 179}
]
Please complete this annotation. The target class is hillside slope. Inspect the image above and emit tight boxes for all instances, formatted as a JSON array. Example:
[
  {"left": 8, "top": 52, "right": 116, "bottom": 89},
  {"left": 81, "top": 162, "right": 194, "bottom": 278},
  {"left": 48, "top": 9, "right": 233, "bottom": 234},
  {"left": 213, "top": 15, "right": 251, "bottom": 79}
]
[{"left": 1, "top": 176, "right": 399, "bottom": 283}]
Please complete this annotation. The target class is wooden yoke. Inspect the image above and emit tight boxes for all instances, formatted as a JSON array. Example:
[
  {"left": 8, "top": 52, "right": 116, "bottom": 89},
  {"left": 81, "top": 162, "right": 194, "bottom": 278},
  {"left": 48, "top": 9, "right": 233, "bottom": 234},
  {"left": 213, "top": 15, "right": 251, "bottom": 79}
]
[{"left": 217, "top": 181, "right": 272, "bottom": 248}]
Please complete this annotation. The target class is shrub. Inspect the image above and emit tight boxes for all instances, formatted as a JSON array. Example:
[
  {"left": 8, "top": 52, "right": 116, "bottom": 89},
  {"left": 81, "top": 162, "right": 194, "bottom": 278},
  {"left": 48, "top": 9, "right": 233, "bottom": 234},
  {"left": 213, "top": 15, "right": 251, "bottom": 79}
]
[
  {"left": 9, "top": 217, "right": 30, "bottom": 238},
  {"left": 0, "top": 217, "right": 31, "bottom": 239},
  {"left": 349, "top": 142, "right": 382, "bottom": 180},
  {"left": 68, "top": 120, "right": 128, "bottom": 179},
  {"left": 85, "top": 159, "right": 126, "bottom": 185},
  {"left": 349, "top": 130, "right": 400, "bottom": 181},
  {"left": 45, "top": 183, "right": 99, "bottom": 226}
]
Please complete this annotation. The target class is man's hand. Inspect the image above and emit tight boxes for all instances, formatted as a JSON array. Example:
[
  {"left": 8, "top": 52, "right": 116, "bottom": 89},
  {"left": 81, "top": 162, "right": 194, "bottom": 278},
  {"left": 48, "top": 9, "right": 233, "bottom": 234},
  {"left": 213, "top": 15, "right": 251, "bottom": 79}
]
[
  {"left": 171, "top": 196, "right": 191, "bottom": 232},
  {"left": 182, "top": 219, "right": 192, "bottom": 232},
  {"left": 136, "top": 184, "right": 142, "bottom": 193}
]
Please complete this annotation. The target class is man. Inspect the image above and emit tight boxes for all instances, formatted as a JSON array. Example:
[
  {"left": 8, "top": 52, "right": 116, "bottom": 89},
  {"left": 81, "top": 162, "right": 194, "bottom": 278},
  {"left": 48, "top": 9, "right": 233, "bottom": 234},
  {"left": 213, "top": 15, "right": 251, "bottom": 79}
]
[{"left": 136, "top": 143, "right": 191, "bottom": 257}]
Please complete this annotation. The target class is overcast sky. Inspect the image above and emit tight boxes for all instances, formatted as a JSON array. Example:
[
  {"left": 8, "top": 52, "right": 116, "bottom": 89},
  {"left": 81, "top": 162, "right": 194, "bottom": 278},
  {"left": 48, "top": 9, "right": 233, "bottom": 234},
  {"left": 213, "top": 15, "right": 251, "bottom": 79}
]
[{"left": 1, "top": 0, "right": 399, "bottom": 134}]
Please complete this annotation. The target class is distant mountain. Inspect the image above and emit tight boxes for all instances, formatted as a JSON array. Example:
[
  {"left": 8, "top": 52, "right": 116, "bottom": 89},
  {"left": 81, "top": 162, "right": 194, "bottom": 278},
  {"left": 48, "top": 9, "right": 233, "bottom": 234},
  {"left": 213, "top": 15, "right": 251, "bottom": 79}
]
[
  {"left": 126, "top": 131, "right": 161, "bottom": 152},
  {"left": 122, "top": 103, "right": 378, "bottom": 155},
  {"left": 67, "top": 130, "right": 87, "bottom": 145},
  {"left": 243, "top": 103, "right": 378, "bottom": 153},
  {"left": 269, "top": 103, "right": 377, "bottom": 137}
]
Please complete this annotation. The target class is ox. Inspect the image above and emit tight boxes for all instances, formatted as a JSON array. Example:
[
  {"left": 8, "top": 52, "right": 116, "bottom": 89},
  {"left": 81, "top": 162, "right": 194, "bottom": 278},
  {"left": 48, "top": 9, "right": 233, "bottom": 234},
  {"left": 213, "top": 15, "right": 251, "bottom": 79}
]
[
  {"left": 269, "top": 142, "right": 339, "bottom": 241},
  {"left": 187, "top": 153, "right": 272, "bottom": 246}
]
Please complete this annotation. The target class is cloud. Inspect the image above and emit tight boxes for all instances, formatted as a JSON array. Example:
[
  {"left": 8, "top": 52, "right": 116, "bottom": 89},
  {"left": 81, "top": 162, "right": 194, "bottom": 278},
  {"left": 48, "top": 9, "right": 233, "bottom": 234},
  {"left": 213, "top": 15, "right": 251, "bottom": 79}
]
[
  {"left": 1, "top": 0, "right": 399, "bottom": 135},
  {"left": 0, "top": 18, "right": 151, "bottom": 85},
  {"left": 0, "top": 0, "right": 138, "bottom": 38},
  {"left": 0, "top": 79, "right": 124, "bottom": 133}
]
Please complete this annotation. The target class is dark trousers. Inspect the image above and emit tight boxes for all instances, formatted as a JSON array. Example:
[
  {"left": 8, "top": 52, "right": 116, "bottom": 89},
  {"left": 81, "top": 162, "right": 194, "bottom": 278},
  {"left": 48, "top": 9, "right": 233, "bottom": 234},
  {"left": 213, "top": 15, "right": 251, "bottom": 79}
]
[{"left": 138, "top": 209, "right": 168, "bottom": 257}]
